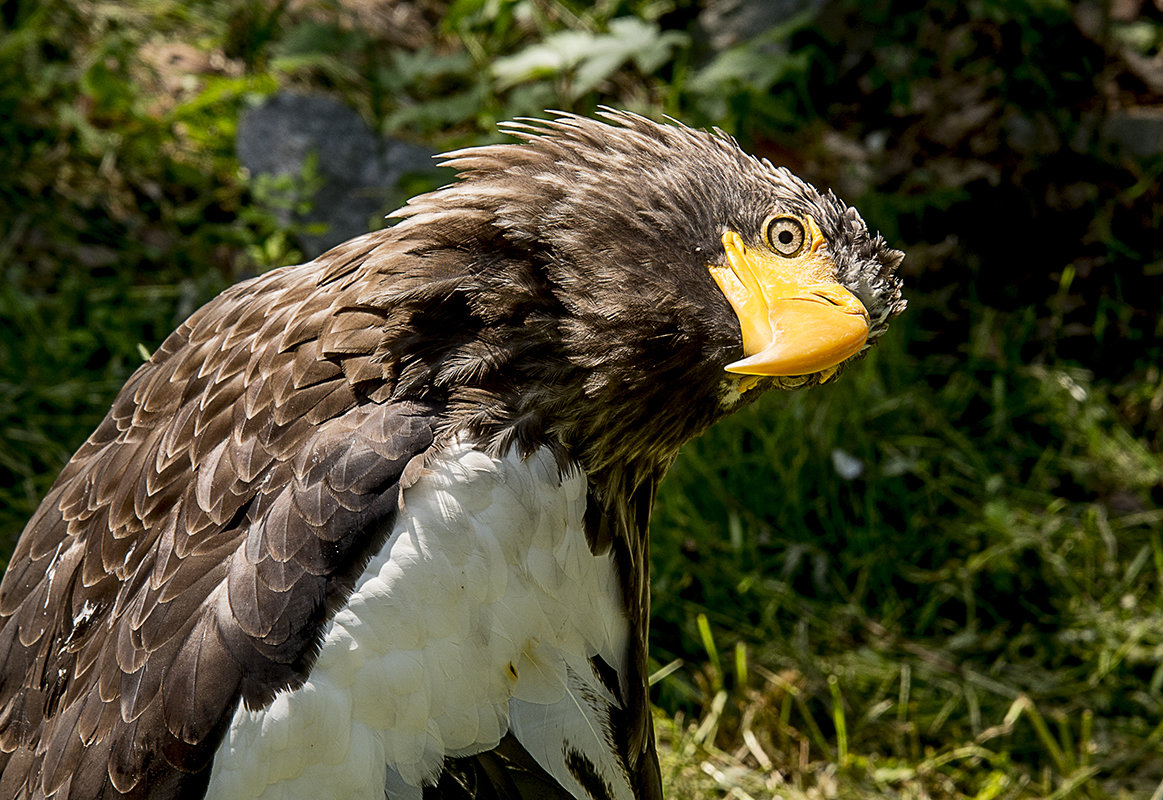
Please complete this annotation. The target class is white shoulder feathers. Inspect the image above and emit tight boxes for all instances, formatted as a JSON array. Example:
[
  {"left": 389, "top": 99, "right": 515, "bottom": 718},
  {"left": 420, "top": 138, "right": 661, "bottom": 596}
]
[{"left": 205, "top": 440, "right": 633, "bottom": 800}]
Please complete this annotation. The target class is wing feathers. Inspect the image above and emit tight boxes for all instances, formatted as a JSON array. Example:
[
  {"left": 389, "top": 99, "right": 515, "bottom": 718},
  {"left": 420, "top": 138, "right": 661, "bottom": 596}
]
[
  {"left": 0, "top": 249, "right": 444, "bottom": 798},
  {"left": 290, "top": 474, "right": 339, "bottom": 528},
  {"left": 161, "top": 612, "right": 239, "bottom": 747},
  {"left": 41, "top": 698, "right": 86, "bottom": 794},
  {"left": 67, "top": 737, "right": 113, "bottom": 798},
  {"left": 107, "top": 721, "right": 146, "bottom": 793},
  {"left": 228, "top": 432, "right": 276, "bottom": 485}
]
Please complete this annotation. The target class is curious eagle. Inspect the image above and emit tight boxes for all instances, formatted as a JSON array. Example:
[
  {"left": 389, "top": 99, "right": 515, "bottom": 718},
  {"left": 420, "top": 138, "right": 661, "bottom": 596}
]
[{"left": 0, "top": 111, "right": 904, "bottom": 800}]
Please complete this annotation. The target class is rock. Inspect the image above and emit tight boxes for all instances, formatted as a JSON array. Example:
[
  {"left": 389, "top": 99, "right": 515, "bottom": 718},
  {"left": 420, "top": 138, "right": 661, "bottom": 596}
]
[
  {"left": 237, "top": 92, "right": 436, "bottom": 258},
  {"left": 1104, "top": 107, "right": 1163, "bottom": 158}
]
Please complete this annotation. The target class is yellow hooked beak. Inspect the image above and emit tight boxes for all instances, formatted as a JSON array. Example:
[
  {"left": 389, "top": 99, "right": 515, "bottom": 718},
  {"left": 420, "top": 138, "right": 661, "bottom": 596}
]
[{"left": 709, "top": 217, "right": 869, "bottom": 378}]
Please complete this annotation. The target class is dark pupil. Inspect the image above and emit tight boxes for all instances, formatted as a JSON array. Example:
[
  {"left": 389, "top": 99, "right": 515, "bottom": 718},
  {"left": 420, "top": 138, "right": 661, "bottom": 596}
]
[{"left": 778, "top": 229, "right": 795, "bottom": 245}]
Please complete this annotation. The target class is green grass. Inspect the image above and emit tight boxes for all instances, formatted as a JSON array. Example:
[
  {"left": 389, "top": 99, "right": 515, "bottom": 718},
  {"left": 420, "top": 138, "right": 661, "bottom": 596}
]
[
  {"left": 2, "top": 1, "right": 1163, "bottom": 798},
  {"left": 649, "top": 304, "right": 1163, "bottom": 798}
]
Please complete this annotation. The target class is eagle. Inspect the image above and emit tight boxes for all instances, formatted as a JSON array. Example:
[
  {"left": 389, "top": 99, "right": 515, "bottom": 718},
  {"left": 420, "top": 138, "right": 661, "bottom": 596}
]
[{"left": 0, "top": 110, "right": 905, "bottom": 800}]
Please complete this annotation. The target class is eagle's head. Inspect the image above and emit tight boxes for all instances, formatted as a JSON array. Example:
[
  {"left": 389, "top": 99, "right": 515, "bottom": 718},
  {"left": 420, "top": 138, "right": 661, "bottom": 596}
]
[{"left": 349, "top": 110, "right": 905, "bottom": 475}]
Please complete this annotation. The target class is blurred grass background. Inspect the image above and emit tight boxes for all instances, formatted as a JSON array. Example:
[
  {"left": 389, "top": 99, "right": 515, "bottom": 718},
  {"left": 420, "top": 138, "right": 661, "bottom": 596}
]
[{"left": 2, "top": 1, "right": 1163, "bottom": 797}]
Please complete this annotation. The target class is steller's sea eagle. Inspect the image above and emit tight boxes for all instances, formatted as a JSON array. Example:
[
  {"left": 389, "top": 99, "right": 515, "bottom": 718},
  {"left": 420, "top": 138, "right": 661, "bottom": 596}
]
[{"left": 0, "top": 110, "right": 905, "bottom": 800}]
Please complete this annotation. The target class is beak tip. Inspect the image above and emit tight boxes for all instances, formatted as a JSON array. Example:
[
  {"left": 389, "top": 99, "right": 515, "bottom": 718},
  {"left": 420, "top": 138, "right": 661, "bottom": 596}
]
[{"left": 726, "top": 319, "right": 869, "bottom": 377}]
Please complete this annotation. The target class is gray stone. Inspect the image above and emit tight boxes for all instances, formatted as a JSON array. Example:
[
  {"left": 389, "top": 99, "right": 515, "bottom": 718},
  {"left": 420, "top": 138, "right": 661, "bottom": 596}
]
[
  {"left": 1104, "top": 107, "right": 1163, "bottom": 159},
  {"left": 237, "top": 92, "right": 436, "bottom": 258}
]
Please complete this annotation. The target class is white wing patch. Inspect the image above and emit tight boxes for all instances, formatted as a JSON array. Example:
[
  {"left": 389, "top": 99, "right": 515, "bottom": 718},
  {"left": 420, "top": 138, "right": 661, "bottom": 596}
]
[{"left": 204, "top": 440, "right": 632, "bottom": 800}]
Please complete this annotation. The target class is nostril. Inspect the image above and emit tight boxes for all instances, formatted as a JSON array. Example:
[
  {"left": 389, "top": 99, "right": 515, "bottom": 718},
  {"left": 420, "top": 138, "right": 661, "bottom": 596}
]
[{"left": 809, "top": 291, "right": 843, "bottom": 306}]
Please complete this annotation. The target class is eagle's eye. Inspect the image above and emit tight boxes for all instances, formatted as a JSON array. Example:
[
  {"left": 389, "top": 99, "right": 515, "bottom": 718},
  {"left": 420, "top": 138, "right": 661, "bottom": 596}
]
[{"left": 765, "top": 215, "right": 806, "bottom": 258}]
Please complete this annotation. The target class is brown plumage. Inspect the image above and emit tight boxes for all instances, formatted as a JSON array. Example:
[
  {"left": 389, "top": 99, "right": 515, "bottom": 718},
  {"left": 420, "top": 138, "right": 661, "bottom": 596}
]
[{"left": 0, "top": 110, "right": 904, "bottom": 800}]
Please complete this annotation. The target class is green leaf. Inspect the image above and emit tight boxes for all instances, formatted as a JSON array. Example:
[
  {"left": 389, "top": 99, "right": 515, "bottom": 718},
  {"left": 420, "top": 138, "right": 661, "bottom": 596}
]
[{"left": 492, "top": 17, "right": 686, "bottom": 99}]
